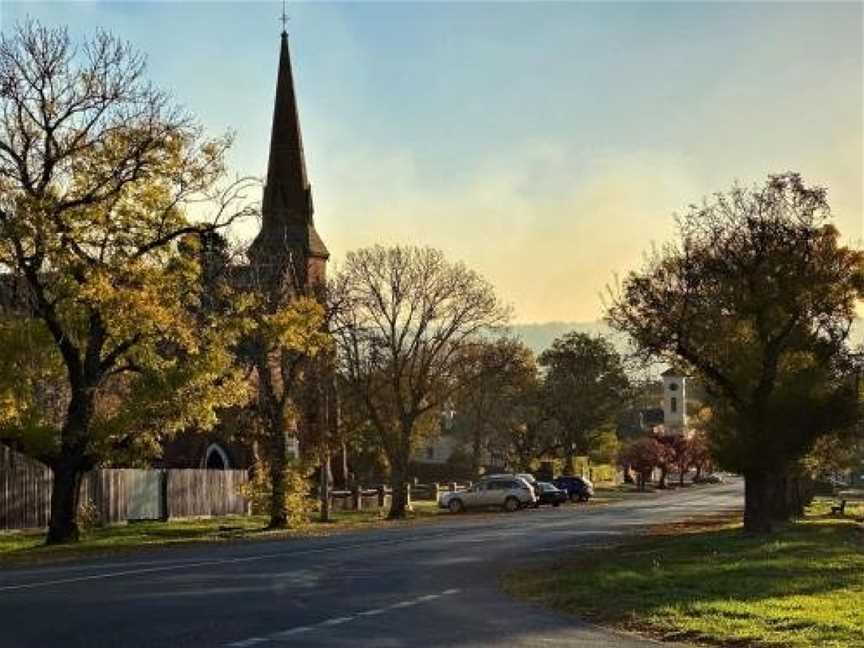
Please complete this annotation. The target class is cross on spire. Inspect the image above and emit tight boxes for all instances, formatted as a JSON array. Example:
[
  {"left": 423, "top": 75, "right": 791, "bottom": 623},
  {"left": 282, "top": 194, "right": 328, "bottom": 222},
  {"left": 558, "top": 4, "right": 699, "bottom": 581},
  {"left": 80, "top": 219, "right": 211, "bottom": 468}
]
[{"left": 280, "top": 0, "right": 289, "bottom": 34}]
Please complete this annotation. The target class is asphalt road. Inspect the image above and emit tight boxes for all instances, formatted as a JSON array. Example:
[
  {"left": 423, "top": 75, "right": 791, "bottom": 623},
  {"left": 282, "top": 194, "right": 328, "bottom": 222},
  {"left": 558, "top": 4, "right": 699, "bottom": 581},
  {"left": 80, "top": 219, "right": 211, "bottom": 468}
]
[{"left": 0, "top": 479, "right": 743, "bottom": 648}]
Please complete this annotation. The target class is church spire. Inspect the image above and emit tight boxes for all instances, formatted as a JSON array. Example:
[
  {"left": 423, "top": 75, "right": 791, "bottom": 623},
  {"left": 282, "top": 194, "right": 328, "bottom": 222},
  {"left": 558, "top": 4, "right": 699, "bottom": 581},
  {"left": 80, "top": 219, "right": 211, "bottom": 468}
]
[{"left": 252, "top": 27, "right": 329, "bottom": 266}]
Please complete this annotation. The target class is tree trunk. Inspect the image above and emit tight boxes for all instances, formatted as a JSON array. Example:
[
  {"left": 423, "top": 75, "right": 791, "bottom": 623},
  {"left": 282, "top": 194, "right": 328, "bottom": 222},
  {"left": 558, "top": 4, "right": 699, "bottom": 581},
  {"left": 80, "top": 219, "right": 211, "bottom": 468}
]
[
  {"left": 388, "top": 462, "right": 408, "bottom": 519},
  {"left": 471, "top": 431, "right": 483, "bottom": 478},
  {"left": 268, "top": 420, "right": 289, "bottom": 528},
  {"left": 340, "top": 442, "right": 349, "bottom": 489},
  {"left": 770, "top": 469, "right": 812, "bottom": 521},
  {"left": 563, "top": 449, "right": 576, "bottom": 476},
  {"left": 743, "top": 471, "right": 775, "bottom": 534},
  {"left": 387, "top": 422, "right": 413, "bottom": 520},
  {"left": 658, "top": 467, "right": 668, "bottom": 489},
  {"left": 319, "top": 453, "right": 331, "bottom": 523},
  {"left": 46, "top": 459, "right": 85, "bottom": 545},
  {"left": 46, "top": 391, "right": 94, "bottom": 545}
]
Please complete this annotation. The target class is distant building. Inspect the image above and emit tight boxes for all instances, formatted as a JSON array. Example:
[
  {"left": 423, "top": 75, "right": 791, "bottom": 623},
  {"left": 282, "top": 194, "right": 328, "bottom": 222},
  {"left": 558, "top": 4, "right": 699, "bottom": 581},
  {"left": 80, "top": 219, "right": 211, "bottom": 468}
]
[{"left": 660, "top": 367, "right": 688, "bottom": 435}]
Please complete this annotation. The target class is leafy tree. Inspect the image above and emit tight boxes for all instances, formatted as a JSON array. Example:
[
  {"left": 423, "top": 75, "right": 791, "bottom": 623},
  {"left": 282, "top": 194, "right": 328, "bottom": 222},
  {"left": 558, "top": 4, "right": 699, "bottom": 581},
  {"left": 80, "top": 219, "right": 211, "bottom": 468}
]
[
  {"left": 494, "top": 376, "right": 557, "bottom": 472},
  {"left": 0, "top": 23, "right": 253, "bottom": 543},
  {"left": 619, "top": 437, "right": 662, "bottom": 491},
  {"left": 539, "top": 332, "right": 630, "bottom": 474},
  {"left": 451, "top": 337, "right": 537, "bottom": 476},
  {"left": 236, "top": 255, "right": 331, "bottom": 529},
  {"left": 330, "top": 245, "right": 509, "bottom": 518},
  {"left": 607, "top": 173, "right": 864, "bottom": 533},
  {"left": 687, "top": 432, "right": 711, "bottom": 481}
]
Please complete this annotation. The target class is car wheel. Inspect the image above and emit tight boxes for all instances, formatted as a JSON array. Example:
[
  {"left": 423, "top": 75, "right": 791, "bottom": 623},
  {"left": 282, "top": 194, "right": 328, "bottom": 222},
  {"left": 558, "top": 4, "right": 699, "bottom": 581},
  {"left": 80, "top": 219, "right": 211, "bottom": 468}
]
[
  {"left": 580, "top": 494, "right": 590, "bottom": 503},
  {"left": 553, "top": 502, "right": 560, "bottom": 507},
  {"left": 569, "top": 492, "right": 581, "bottom": 503},
  {"left": 448, "top": 499, "right": 464, "bottom": 514},
  {"left": 503, "top": 497, "right": 520, "bottom": 513}
]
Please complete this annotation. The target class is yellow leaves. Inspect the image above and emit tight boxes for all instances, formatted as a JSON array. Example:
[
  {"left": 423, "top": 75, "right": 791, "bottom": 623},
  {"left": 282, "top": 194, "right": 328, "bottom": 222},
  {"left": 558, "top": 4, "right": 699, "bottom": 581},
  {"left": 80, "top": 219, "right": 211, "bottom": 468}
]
[{"left": 259, "top": 297, "right": 331, "bottom": 358}]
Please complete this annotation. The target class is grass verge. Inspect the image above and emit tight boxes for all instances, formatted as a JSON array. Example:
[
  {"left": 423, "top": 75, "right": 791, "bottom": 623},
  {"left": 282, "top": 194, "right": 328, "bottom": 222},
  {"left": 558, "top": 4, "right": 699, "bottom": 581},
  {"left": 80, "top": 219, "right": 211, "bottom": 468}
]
[
  {"left": 502, "top": 500, "right": 864, "bottom": 648},
  {"left": 0, "top": 501, "right": 442, "bottom": 565}
]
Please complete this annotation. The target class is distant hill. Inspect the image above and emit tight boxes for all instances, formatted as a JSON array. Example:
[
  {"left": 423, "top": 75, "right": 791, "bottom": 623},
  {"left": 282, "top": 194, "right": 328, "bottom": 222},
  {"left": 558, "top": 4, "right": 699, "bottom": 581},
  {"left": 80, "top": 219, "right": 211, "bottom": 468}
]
[
  {"left": 507, "top": 321, "right": 615, "bottom": 355},
  {"left": 510, "top": 318, "right": 864, "bottom": 357}
]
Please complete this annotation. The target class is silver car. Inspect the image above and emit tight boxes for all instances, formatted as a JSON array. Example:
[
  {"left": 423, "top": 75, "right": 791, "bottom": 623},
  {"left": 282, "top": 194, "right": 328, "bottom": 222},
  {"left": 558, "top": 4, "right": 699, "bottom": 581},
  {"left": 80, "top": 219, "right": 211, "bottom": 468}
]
[{"left": 439, "top": 477, "right": 536, "bottom": 513}]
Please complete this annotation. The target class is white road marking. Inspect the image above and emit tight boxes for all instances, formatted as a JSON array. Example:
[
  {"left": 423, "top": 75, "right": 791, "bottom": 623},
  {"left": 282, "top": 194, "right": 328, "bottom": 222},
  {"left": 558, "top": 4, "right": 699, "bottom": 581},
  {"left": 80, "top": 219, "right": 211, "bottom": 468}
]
[
  {"left": 270, "top": 627, "right": 312, "bottom": 639},
  {"left": 237, "top": 588, "right": 464, "bottom": 646},
  {"left": 226, "top": 638, "right": 268, "bottom": 647},
  {"left": 387, "top": 600, "right": 418, "bottom": 609}
]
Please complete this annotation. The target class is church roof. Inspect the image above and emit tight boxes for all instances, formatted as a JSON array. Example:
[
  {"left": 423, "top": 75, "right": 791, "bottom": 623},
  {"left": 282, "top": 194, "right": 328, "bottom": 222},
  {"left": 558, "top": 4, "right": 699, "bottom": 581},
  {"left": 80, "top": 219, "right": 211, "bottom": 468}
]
[{"left": 252, "top": 31, "right": 329, "bottom": 262}]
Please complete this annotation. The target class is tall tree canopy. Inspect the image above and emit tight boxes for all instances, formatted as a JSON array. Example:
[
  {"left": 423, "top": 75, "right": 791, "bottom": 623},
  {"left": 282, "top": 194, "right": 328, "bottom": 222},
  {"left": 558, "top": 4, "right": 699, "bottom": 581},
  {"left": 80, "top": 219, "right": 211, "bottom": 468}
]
[
  {"left": 330, "top": 245, "right": 509, "bottom": 518},
  {"left": 607, "top": 173, "right": 864, "bottom": 533},
  {"left": 0, "top": 23, "right": 253, "bottom": 543},
  {"left": 451, "top": 337, "right": 537, "bottom": 476},
  {"left": 539, "top": 332, "right": 630, "bottom": 474}
]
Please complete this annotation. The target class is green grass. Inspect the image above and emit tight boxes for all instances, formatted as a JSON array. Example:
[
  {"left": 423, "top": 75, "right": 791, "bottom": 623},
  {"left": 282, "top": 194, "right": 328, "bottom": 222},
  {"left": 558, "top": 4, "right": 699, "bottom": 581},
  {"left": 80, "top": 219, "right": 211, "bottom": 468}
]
[
  {"left": 0, "top": 500, "right": 442, "bottom": 565},
  {"left": 502, "top": 500, "right": 864, "bottom": 648}
]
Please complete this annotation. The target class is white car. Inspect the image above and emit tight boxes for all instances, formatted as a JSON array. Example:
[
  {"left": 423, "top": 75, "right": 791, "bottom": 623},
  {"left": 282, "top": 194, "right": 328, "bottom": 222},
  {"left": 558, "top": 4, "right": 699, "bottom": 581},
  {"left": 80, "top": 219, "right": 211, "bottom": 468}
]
[{"left": 439, "top": 477, "right": 536, "bottom": 513}]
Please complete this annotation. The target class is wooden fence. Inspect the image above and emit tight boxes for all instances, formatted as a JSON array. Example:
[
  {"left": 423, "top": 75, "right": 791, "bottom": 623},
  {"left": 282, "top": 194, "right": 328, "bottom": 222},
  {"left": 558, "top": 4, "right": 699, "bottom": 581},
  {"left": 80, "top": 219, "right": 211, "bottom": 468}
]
[
  {"left": 325, "top": 481, "right": 471, "bottom": 513},
  {"left": 1, "top": 446, "right": 250, "bottom": 531},
  {"left": 0, "top": 445, "right": 52, "bottom": 531},
  {"left": 167, "top": 469, "right": 249, "bottom": 518}
]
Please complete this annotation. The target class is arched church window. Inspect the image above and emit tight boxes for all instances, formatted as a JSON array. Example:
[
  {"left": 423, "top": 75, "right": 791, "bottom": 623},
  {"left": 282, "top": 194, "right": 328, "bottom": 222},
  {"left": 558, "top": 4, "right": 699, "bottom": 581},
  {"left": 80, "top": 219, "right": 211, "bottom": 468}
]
[
  {"left": 204, "top": 443, "right": 231, "bottom": 470},
  {"left": 671, "top": 397, "right": 678, "bottom": 413}
]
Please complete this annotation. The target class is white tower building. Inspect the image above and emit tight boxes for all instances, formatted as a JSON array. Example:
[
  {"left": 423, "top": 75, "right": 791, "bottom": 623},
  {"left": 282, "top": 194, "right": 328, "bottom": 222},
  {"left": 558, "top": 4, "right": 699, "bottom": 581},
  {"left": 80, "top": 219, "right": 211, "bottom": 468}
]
[{"left": 661, "top": 368, "right": 687, "bottom": 435}]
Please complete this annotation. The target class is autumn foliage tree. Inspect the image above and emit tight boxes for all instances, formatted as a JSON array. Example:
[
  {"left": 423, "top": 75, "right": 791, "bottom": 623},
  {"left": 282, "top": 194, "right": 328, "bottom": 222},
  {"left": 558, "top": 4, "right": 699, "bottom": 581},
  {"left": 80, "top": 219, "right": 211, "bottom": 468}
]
[
  {"left": 607, "top": 173, "right": 864, "bottom": 533},
  {"left": 619, "top": 437, "right": 662, "bottom": 491},
  {"left": 0, "top": 23, "right": 253, "bottom": 543}
]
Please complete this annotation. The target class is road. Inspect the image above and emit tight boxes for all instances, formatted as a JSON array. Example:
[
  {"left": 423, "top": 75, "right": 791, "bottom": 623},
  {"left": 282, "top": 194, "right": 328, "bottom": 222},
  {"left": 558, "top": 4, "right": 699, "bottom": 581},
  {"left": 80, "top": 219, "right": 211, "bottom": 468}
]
[{"left": 0, "top": 479, "right": 743, "bottom": 648}]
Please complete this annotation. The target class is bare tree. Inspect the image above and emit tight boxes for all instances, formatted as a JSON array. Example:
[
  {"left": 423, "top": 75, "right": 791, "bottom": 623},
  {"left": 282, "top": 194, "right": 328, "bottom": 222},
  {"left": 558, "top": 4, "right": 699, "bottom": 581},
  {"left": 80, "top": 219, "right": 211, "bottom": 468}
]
[{"left": 330, "top": 245, "right": 509, "bottom": 518}]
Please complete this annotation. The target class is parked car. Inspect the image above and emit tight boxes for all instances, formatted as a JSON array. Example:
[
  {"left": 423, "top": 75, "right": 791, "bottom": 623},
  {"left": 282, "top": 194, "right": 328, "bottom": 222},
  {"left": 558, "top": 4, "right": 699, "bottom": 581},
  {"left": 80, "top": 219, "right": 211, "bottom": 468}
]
[
  {"left": 439, "top": 477, "right": 536, "bottom": 513},
  {"left": 552, "top": 475, "right": 594, "bottom": 502},
  {"left": 534, "top": 481, "right": 568, "bottom": 507},
  {"left": 481, "top": 472, "right": 540, "bottom": 496},
  {"left": 695, "top": 473, "right": 724, "bottom": 484}
]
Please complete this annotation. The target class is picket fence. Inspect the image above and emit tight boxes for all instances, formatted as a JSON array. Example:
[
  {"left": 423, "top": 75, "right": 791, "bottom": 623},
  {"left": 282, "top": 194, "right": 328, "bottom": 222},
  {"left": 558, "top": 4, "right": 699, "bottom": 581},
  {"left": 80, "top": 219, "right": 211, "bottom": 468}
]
[{"left": 1, "top": 445, "right": 250, "bottom": 531}]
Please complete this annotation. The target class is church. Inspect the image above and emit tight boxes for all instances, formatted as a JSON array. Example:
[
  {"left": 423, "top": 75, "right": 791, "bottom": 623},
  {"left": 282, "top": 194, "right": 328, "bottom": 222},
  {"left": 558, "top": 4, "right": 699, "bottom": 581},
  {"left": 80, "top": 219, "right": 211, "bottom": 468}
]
[{"left": 159, "top": 28, "right": 329, "bottom": 470}]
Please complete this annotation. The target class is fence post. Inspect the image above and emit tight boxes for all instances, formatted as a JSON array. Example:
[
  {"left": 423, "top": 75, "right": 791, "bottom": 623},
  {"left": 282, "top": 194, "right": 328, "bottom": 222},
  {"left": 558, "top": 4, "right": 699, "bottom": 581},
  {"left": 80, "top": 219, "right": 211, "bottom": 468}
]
[
  {"left": 378, "top": 484, "right": 386, "bottom": 509},
  {"left": 405, "top": 482, "right": 413, "bottom": 511},
  {"left": 449, "top": 482, "right": 457, "bottom": 492},
  {"left": 432, "top": 482, "right": 440, "bottom": 502},
  {"left": 159, "top": 469, "right": 169, "bottom": 521},
  {"left": 352, "top": 484, "right": 362, "bottom": 511}
]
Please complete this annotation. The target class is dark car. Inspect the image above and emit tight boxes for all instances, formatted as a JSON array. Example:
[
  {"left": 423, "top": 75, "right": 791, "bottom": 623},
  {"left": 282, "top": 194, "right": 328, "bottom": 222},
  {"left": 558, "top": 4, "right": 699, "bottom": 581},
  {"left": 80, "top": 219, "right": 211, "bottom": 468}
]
[
  {"left": 552, "top": 475, "right": 594, "bottom": 502},
  {"left": 535, "top": 481, "right": 568, "bottom": 507}
]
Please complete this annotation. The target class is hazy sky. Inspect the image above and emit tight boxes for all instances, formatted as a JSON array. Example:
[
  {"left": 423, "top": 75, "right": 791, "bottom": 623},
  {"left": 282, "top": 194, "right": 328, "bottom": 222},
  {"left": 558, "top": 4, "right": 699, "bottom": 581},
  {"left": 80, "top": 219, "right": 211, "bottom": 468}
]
[{"left": 3, "top": 1, "right": 862, "bottom": 323}]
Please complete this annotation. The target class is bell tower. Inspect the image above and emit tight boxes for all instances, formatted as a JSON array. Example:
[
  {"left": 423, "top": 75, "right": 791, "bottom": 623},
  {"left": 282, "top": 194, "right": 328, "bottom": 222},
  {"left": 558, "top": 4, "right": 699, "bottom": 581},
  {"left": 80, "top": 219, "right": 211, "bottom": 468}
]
[{"left": 661, "top": 368, "right": 687, "bottom": 435}]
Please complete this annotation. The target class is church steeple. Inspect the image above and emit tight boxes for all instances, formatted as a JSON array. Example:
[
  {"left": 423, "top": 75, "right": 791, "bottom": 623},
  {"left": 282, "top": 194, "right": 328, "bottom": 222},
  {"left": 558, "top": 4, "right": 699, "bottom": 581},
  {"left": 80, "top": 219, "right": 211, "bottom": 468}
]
[{"left": 251, "top": 29, "right": 329, "bottom": 270}]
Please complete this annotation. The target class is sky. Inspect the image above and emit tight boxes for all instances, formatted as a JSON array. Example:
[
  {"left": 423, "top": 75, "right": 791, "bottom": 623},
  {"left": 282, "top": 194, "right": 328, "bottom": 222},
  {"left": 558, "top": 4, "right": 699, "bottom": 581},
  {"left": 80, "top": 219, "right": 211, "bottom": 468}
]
[{"left": 2, "top": 1, "right": 862, "bottom": 323}]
